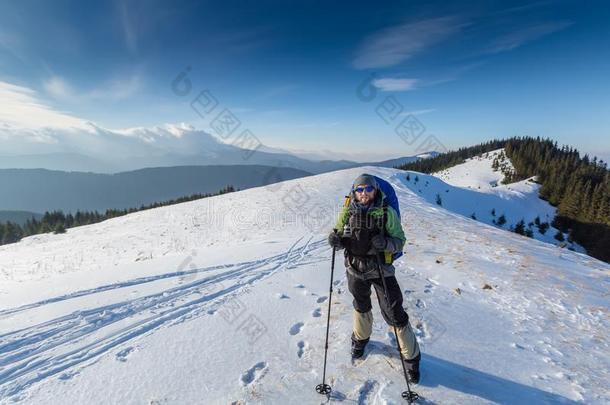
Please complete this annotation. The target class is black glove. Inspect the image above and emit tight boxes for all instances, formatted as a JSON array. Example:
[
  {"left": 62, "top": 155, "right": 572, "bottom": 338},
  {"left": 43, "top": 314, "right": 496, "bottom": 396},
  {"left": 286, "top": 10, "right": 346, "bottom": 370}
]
[
  {"left": 328, "top": 231, "right": 342, "bottom": 249},
  {"left": 371, "top": 234, "right": 387, "bottom": 251}
]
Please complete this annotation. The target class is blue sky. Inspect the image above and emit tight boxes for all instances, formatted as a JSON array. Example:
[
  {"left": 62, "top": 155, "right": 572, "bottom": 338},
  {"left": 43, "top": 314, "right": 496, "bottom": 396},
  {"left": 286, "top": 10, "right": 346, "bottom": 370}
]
[{"left": 1, "top": 0, "right": 609, "bottom": 161}]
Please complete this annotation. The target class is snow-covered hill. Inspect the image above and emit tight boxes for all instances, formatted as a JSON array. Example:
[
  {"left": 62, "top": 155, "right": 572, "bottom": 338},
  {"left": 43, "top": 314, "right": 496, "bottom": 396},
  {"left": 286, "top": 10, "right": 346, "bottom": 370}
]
[
  {"left": 434, "top": 149, "right": 514, "bottom": 191},
  {"left": 403, "top": 149, "right": 582, "bottom": 252},
  {"left": 0, "top": 167, "right": 608, "bottom": 404}
]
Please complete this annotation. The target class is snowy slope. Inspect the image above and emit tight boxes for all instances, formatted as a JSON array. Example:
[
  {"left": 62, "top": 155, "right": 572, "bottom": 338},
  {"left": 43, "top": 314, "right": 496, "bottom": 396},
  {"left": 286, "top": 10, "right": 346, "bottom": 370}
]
[
  {"left": 0, "top": 167, "right": 608, "bottom": 404},
  {"left": 434, "top": 149, "right": 513, "bottom": 191},
  {"left": 403, "top": 149, "right": 582, "bottom": 251}
]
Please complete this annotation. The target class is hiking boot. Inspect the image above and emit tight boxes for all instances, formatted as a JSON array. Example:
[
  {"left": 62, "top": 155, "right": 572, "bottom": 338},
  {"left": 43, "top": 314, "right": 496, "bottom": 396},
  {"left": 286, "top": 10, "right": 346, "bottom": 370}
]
[
  {"left": 401, "top": 353, "right": 421, "bottom": 384},
  {"left": 351, "top": 335, "right": 369, "bottom": 359},
  {"left": 407, "top": 369, "right": 420, "bottom": 384}
]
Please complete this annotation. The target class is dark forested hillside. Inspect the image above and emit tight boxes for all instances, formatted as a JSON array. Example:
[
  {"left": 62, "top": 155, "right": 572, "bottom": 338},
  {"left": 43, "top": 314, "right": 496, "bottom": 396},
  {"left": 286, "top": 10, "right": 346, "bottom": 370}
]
[
  {"left": 398, "top": 137, "right": 610, "bottom": 262},
  {"left": 0, "top": 186, "right": 235, "bottom": 247},
  {"left": 396, "top": 139, "right": 507, "bottom": 173}
]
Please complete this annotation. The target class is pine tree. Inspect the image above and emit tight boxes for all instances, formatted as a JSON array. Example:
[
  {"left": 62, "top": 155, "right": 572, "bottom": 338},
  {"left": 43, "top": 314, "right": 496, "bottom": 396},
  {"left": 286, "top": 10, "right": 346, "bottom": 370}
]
[
  {"left": 596, "top": 195, "right": 610, "bottom": 225},
  {"left": 538, "top": 222, "right": 549, "bottom": 234},
  {"left": 514, "top": 220, "right": 526, "bottom": 235},
  {"left": 1, "top": 222, "right": 21, "bottom": 244},
  {"left": 580, "top": 180, "right": 593, "bottom": 222},
  {"left": 558, "top": 181, "right": 582, "bottom": 218},
  {"left": 497, "top": 214, "right": 507, "bottom": 226},
  {"left": 54, "top": 223, "right": 66, "bottom": 234}
]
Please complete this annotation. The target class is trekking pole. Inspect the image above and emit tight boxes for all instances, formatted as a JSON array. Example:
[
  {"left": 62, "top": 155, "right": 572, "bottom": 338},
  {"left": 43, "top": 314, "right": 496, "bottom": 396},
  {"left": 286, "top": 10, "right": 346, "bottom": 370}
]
[
  {"left": 375, "top": 254, "right": 419, "bottom": 403},
  {"left": 315, "top": 229, "right": 338, "bottom": 397}
]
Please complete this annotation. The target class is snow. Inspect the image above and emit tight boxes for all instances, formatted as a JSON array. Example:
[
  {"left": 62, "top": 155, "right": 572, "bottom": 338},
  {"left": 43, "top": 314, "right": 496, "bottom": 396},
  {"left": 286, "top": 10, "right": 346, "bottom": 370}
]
[
  {"left": 434, "top": 149, "right": 512, "bottom": 191},
  {"left": 0, "top": 166, "right": 608, "bottom": 404},
  {"left": 402, "top": 148, "right": 583, "bottom": 251}
]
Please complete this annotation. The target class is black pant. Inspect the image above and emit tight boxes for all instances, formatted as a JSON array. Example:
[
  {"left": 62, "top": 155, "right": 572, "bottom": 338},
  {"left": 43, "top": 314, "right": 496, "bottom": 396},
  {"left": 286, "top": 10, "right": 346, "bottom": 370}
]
[{"left": 347, "top": 272, "right": 409, "bottom": 327}]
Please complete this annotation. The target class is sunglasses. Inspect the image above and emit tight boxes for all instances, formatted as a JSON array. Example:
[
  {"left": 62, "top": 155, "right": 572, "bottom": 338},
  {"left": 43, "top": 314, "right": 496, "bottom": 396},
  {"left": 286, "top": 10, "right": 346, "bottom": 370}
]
[{"left": 354, "top": 185, "right": 375, "bottom": 193}]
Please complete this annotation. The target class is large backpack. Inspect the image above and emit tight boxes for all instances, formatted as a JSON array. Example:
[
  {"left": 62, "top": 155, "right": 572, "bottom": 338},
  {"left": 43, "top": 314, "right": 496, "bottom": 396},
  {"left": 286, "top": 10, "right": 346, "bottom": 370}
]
[
  {"left": 343, "top": 175, "right": 404, "bottom": 262},
  {"left": 373, "top": 176, "right": 404, "bottom": 261}
]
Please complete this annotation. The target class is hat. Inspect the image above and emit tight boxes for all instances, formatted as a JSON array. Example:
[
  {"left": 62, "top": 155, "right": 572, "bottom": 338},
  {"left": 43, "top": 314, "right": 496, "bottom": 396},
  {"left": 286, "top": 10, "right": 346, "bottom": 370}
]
[{"left": 352, "top": 173, "right": 378, "bottom": 190}]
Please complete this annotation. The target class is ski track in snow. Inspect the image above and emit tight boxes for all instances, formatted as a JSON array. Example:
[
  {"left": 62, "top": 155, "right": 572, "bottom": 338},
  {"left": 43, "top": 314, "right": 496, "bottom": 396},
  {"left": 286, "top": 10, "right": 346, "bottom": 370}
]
[{"left": 0, "top": 236, "right": 325, "bottom": 399}]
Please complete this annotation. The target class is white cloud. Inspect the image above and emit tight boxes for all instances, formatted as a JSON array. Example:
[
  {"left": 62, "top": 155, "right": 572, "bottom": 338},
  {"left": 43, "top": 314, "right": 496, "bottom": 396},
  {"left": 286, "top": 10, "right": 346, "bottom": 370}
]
[
  {"left": 488, "top": 21, "right": 573, "bottom": 53},
  {"left": 353, "top": 16, "right": 466, "bottom": 69},
  {"left": 0, "top": 80, "right": 230, "bottom": 159},
  {"left": 372, "top": 78, "right": 418, "bottom": 92},
  {"left": 0, "top": 81, "right": 87, "bottom": 130}
]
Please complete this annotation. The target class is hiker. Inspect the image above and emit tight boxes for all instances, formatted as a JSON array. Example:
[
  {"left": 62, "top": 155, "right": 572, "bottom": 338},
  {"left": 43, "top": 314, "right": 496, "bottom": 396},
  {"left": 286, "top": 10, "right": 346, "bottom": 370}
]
[{"left": 327, "top": 173, "right": 421, "bottom": 383}]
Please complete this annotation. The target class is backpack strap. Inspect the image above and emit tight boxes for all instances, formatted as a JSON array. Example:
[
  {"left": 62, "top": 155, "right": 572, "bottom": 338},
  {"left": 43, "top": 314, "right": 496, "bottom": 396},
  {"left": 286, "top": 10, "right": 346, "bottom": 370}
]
[
  {"left": 377, "top": 201, "right": 391, "bottom": 264},
  {"left": 343, "top": 194, "right": 351, "bottom": 208}
]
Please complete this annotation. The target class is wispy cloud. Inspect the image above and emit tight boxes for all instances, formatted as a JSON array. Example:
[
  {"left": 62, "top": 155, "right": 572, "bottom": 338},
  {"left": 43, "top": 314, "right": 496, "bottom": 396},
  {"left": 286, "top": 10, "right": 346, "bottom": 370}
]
[
  {"left": 0, "top": 81, "right": 86, "bottom": 130},
  {"left": 294, "top": 121, "right": 341, "bottom": 129},
  {"left": 353, "top": 16, "right": 467, "bottom": 69},
  {"left": 43, "top": 76, "right": 74, "bottom": 99},
  {"left": 88, "top": 74, "right": 142, "bottom": 100},
  {"left": 257, "top": 83, "right": 300, "bottom": 100},
  {"left": 372, "top": 78, "right": 418, "bottom": 92},
  {"left": 43, "top": 73, "right": 142, "bottom": 102},
  {"left": 0, "top": 28, "right": 27, "bottom": 63},
  {"left": 488, "top": 21, "right": 573, "bottom": 53},
  {"left": 492, "top": 1, "right": 553, "bottom": 17},
  {"left": 399, "top": 108, "right": 436, "bottom": 116},
  {"left": 119, "top": 1, "right": 138, "bottom": 54}
]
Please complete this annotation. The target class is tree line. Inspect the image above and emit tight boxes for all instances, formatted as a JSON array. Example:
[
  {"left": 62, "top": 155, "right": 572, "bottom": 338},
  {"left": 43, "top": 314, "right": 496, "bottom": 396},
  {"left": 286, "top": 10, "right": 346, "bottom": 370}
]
[
  {"left": 397, "top": 139, "right": 508, "bottom": 173},
  {"left": 0, "top": 185, "right": 235, "bottom": 246},
  {"left": 503, "top": 137, "right": 609, "bottom": 261}
]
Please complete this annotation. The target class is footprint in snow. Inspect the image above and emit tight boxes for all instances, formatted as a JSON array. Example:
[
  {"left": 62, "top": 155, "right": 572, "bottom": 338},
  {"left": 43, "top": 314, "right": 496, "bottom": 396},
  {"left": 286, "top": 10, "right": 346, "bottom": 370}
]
[
  {"left": 312, "top": 308, "right": 322, "bottom": 317},
  {"left": 116, "top": 346, "right": 134, "bottom": 362},
  {"left": 240, "top": 361, "right": 268, "bottom": 386},
  {"left": 58, "top": 370, "right": 78, "bottom": 380},
  {"left": 356, "top": 380, "right": 378, "bottom": 405},
  {"left": 297, "top": 341, "right": 308, "bottom": 358},
  {"left": 289, "top": 322, "right": 304, "bottom": 335},
  {"left": 276, "top": 293, "right": 290, "bottom": 299},
  {"left": 316, "top": 296, "right": 328, "bottom": 304}
]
